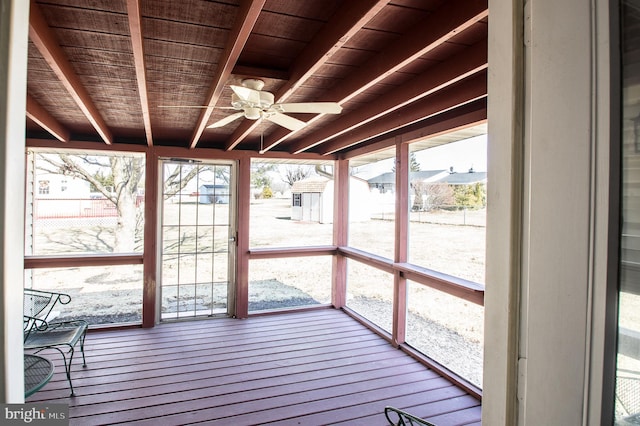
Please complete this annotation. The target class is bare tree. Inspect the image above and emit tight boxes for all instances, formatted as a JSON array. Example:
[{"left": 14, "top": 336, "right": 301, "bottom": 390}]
[
  {"left": 413, "top": 182, "right": 455, "bottom": 211},
  {"left": 36, "top": 154, "right": 210, "bottom": 253},
  {"left": 162, "top": 164, "right": 204, "bottom": 199},
  {"left": 37, "top": 153, "right": 144, "bottom": 252},
  {"left": 281, "top": 165, "right": 313, "bottom": 187}
]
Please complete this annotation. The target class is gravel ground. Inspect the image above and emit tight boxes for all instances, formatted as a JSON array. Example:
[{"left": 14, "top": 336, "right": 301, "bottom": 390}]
[{"left": 347, "top": 296, "right": 483, "bottom": 387}]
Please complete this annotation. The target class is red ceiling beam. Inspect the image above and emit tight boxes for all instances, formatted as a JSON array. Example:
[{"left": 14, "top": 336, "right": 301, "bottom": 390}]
[
  {"left": 290, "top": 40, "right": 487, "bottom": 154},
  {"left": 277, "top": 0, "right": 390, "bottom": 102},
  {"left": 225, "top": 0, "right": 390, "bottom": 151},
  {"left": 320, "top": 71, "right": 487, "bottom": 155},
  {"left": 127, "top": 0, "right": 153, "bottom": 146},
  {"left": 189, "top": 0, "right": 266, "bottom": 149},
  {"left": 26, "top": 94, "right": 70, "bottom": 142},
  {"left": 260, "top": 0, "right": 488, "bottom": 153},
  {"left": 28, "top": 0, "right": 113, "bottom": 145},
  {"left": 342, "top": 100, "right": 487, "bottom": 160}
]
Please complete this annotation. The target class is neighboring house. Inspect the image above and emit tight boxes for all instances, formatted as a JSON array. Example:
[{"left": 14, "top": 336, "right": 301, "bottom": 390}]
[
  {"left": 367, "top": 170, "right": 450, "bottom": 193},
  {"left": 412, "top": 170, "right": 488, "bottom": 211},
  {"left": 367, "top": 172, "right": 397, "bottom": 194},
  {"left": 34, "top": 172, "right": 90, "bottom": 199},
  {"left": 435, "top": 169, "right": 487, "bottom": 185},
  {"left": 29, "top": 170, "right": 95, "bottom": 219},
  {"left": 291, "top": 176, "right": 370, "bottom": 223},
  {"left": 198, "top": 184, "right": 230, "bottom": 204}
]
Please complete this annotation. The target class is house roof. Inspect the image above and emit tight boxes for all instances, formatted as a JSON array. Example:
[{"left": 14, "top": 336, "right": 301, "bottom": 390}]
[
  {"left": 291, "top": 177, "right": 330, "bottom": 193},
  {"left": 367, "top": 172, "right": 396, "bottom": 185},
  {"left": 412, "top": 170, "right": 450, "bottom": 182},
  {"left": 437, "top": 171, "right": 487, "bottom": 185},
  {"left": 25, "top": 0, "right": 488, "bottom": 157},
  {"left": 199, "top": 184, "right": 229, "bottom": 189},
  {"left": 368, "top": 170, "right": 448, "bottom": 185}
]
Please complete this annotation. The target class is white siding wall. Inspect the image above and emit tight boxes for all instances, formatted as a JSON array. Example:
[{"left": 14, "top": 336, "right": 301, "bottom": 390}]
[
  {"left": 0, "top": 0, "right": 29, "bottom": 403},
  {"left": 485, "top": 0, "right": 614, "bottom": 424}
]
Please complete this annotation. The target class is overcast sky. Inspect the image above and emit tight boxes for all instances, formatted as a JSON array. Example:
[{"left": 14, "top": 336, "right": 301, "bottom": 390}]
[
  {"left": 415, "top": 134, "right": 487, "bottom": 173},
  {"left": 351, "top": 134, "right": 487, "bottom": 179}
]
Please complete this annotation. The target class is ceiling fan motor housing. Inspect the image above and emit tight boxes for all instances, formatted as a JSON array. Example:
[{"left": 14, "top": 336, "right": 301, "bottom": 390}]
[{"left": 230, "top": 91, "right": 274, "bottom": 110}]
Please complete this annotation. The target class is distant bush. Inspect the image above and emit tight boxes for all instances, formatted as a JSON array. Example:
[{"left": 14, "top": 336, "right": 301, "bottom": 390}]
[
  {"left": 261, "top": 186, "right": 273, "bottom": 199},
  {"left": 452, "top": 183, "right": 486, "bottom": 209}
]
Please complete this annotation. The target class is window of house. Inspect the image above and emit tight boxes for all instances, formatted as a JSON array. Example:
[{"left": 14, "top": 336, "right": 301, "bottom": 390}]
[
  {"left": 38, "top": 180, "right": 49, "bottom": 195},
  {"left": 26, "top": 150, "right": 145, "bottom": 256},
  {"left": 408, "top": 137, "right": 487, "bottom": 284},
  {"left": 349, "top": 149, "right": 396, "bottom": 260},
  {"left": 25, "top": 265, "right": 143, "bottom": 325},
  {"left": 24, "top": 149, "right": 145, "bottom": 326},
  {"left": 345, "top": 259, "right": 394, "bottom": 333},
  {"left": 615, "top": 2, "right": 640, "bottom": 421},
  {"left": 248, "top": 257, "right": 332, "bottom": 312},
  {"left": 249, "top": 159, "right": 333, "bottom": 248},
  {"left": 406, "top": 280, "right": 484, "bottom": 388}
]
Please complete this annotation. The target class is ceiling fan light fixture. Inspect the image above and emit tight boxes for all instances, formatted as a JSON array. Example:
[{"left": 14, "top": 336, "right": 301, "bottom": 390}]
[{"left": 244, "top": 107, "right": 262, "bottom": 120}]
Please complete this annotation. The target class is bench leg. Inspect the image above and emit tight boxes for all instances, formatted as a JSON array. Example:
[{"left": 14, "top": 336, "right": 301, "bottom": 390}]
[
  {"left": 52, "top": 347, "right": 75, "bottom": 396},
  {"left": 79, "top": 331, "right": 87, "bottom": 367}
]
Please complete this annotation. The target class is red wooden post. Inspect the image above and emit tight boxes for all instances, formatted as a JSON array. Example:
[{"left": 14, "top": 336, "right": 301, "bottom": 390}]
[
  {"left": 234, "top": 157, "right": 251, "bottom": 318},
  {"left": 142, "top": 149, "right": 158, "bottom": 328},
  {"left": 393, "top": 140, "right": 409, "bottom": 346},
  {"left": 332, "top": 158, "right": 349, "bottom": 308}
]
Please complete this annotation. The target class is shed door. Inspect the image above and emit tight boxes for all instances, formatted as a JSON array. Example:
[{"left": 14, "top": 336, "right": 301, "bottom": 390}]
[{"left": 303, "top": 192, "right": 321, "bottom": 222}]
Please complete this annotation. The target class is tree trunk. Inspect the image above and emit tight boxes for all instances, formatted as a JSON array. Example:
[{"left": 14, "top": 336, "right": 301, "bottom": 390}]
[{"left": 112, "top": 157, "right": 142, "bottom": 252}]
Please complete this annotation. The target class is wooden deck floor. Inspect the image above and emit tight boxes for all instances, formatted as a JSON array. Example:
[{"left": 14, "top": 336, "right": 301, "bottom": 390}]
[{"left": 26, "top": 308, "right": 481, "bottom": 425}]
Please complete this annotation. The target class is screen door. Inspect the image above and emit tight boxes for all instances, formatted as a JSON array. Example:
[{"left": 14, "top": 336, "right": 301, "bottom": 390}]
[{"left": 159, "top": 159, "right": 235, "bottom": 320}]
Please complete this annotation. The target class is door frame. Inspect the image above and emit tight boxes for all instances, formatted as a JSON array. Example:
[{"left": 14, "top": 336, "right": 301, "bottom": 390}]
[{"left": 155, "top": 157, "right": 238, "bottom": 322}]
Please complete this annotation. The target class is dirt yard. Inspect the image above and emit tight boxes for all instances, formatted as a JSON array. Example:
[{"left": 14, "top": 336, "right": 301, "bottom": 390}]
[{"left": 30, "top": 197, "right": 489, "bottom": 385}]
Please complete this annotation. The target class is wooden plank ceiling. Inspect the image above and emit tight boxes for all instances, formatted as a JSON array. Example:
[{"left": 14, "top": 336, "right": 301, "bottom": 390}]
[{"left": 25, "top": 0, "right": 488, "bottom": 156}]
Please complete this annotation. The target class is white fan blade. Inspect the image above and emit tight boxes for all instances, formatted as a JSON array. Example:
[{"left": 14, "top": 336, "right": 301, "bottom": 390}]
[
  {"left": 274, "top": 102, "right": 342, "bottom": 114},
  {"left": 230, "top": 85, "right": 262, "bottom": 105},
  {"left": 265, "top": 112, "right": 307, "bottom": 131},
  {"left": 207, "top": 112, "right": 245, "bottom": 128},
  {"left": 158, "top": 105, "right": 236, "bottom": 109}
]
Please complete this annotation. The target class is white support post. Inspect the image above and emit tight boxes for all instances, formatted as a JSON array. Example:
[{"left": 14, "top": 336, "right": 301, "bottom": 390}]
[
  {"left": 485, "top": 0, "right": 613, "bottom": 424},
  {"left": 0, "top": 0, "right": 30, "bottom": 403}
]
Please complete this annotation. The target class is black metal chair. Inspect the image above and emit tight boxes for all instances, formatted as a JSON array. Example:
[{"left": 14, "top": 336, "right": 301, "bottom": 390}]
[
  {"left": 23, "top": 288, "right": 88, "bottom": 396},
  {"left": 385, "top": 406, "right": 436, "bottom": 426}
]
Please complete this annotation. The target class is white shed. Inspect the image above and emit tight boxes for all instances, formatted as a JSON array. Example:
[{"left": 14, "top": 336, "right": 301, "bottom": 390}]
[{"left": 291, "top": 176, "right": 371, "bottom": 224}]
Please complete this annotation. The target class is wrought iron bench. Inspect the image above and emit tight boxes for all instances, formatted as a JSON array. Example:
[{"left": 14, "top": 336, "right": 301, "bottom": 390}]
[
  {"left": 23, "top": 289, "right": 88, "bottom": 396},
  {"left": 617, "top": 374, "right": 640, "bottom": 421},
  {"left": 385, "top": 406, "right": 436, "bottom": 426}
]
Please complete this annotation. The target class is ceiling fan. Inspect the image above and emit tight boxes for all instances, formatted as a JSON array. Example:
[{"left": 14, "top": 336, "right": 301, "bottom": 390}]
[{"left": 206, "top": 79, "right": 342, "bottom": 131}]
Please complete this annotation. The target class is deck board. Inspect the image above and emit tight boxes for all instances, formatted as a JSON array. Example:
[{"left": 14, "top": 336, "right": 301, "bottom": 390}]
[{"left": 26, "top": 308, "right": 481, "bottom": 425}]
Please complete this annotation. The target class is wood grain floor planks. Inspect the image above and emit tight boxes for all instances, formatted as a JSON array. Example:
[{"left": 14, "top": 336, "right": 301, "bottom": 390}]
[{"left": 26, "top": 308, "right": 481, "bottom": 425}]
